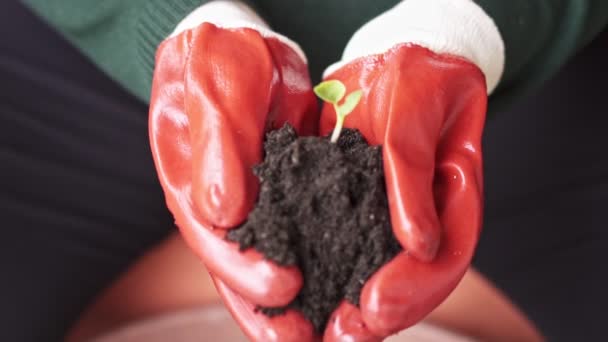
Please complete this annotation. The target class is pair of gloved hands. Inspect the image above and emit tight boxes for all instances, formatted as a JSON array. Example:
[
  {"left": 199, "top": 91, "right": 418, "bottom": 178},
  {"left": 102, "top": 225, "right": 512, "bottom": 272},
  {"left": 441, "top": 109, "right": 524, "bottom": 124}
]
[{"left": 148, "top": 1, "right": 502, "bottom": 340}]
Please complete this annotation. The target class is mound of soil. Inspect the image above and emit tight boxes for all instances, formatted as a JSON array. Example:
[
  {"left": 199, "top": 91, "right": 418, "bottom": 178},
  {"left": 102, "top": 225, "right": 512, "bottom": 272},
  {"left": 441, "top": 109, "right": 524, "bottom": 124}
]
[{"left": 227, "top": 124, "right": 401, "bottom": 333}]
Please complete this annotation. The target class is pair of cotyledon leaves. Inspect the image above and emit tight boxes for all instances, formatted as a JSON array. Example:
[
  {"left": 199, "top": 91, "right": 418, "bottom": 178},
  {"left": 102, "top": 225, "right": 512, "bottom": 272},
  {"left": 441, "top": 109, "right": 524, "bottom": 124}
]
[{"left": 313, "top": 80, "right": 363, "bottom": 143}]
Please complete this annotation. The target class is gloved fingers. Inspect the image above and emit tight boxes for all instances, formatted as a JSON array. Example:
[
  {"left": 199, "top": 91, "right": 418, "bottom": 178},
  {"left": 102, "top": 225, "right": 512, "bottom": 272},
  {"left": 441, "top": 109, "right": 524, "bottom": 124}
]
[
  {"left": 434, "top": 68, "right": 487, "bottom": 191},
  {"left": 382, "top": 142, "right": 441, "bottom": 262},
  {"left": 378, "top": 45, "right": 492, "bottom": 262},
  {"left": 263, "top": 37, "right": 319, "bottom": 136},
  {"left": 150, "top": 37, "right": 303, "bottom": 308},
  {"left": 360, "top": 155, "right": 482, "bottom": 336},
  {"left": 175, "top": 204, "right": 302, "bottom": 307},
  {"left": 323, "top": 301, "right": 381, "bottom": 342},
  {"left": 212, "top": 276, "right": 318, "bottom": 342},
  {"left": 149, "top": 30, "right": 191, "bottom": 196},
  {"left": 185, "top": 24, "right": 276, "bottom": 229}
]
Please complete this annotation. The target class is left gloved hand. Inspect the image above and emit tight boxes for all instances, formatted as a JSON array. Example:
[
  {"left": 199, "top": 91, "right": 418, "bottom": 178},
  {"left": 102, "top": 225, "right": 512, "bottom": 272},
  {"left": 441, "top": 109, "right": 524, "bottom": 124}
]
[{"left": 317, "top": 1, "right": 504, "bottom": 340}]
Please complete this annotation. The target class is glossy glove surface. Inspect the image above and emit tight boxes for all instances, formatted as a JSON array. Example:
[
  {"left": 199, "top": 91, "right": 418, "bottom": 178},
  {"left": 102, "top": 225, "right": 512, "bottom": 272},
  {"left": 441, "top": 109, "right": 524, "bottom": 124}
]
[
  {"left": 148, "top": 22, "right": 319, "bottom": 340},
  {"left": 320, "top": 44, "right": 487, "bottom": 341},
  {"left": 151, "top": 26, "right": 486, "bottom": 340}
]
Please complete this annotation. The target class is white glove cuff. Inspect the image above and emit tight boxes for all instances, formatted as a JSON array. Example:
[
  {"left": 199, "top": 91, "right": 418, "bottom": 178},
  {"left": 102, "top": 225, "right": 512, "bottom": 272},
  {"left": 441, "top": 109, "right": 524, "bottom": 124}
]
[
  {"left": 171, "top": 0, "right": 307, "bottom": 64},
  {"left": 324, "top": 0, "right": 505, "bottom": 94}
]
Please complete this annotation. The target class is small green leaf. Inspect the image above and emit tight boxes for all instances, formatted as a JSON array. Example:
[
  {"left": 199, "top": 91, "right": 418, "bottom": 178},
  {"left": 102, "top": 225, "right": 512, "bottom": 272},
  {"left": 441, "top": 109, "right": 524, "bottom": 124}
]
[
  {"left": 337, "top": 89, "right": 363, "bottom": 117},
  {"left": 314, "top": 80, "right": 346, "bottom": 104}
]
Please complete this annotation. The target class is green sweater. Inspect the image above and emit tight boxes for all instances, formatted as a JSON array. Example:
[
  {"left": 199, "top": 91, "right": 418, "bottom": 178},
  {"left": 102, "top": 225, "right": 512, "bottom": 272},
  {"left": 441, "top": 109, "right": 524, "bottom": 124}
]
[{"left": 23, "top": 0, "right": 608, "bottom": 114}]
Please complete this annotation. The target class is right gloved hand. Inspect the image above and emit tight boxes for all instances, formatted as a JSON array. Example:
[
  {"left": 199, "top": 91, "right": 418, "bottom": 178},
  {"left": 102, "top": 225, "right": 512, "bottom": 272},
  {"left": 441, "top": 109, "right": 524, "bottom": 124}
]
[
  {"left": 148, "top": 2, "right": 319, "bottom": 340},
  {"left": 319, "top": 43, "right": 487, "bottom": 342},
  {"left": 316, "top": 1, "right": 504, "bottom": 340}
]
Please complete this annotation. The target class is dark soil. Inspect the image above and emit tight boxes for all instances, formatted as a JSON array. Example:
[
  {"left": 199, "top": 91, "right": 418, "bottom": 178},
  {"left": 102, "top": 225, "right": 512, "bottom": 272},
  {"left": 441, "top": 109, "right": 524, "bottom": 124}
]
[{"left": 227, "top": 124, "right": 401, "bottom": 333}]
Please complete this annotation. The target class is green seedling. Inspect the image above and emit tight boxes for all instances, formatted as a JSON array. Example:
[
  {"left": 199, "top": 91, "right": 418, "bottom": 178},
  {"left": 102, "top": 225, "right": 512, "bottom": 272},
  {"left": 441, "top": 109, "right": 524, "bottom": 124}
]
[{"left": 314, "top": 80, "right": 363, "bottom": 143}]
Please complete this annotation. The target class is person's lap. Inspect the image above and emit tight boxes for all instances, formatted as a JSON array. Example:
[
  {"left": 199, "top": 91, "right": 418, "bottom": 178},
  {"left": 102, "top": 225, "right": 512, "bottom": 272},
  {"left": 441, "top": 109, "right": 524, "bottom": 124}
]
[
  {"left": 70, "top": 243, "right": 542, "bottom": 342},
  {"left": 65, "top": 233, "right": 221, "bottom": 342},
  {"left": 1, "top": 2, "right": 605, "bottom": 341}
]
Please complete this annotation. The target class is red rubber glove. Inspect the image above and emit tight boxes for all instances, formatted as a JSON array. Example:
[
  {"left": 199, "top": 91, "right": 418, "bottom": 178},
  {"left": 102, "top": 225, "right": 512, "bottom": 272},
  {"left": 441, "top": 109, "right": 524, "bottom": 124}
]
[
  {"left": 148, "top": 22, "right": 318, "bottom": 341},
  {"left": 319, "top": 44, "right": 488, "bottom": 341}
]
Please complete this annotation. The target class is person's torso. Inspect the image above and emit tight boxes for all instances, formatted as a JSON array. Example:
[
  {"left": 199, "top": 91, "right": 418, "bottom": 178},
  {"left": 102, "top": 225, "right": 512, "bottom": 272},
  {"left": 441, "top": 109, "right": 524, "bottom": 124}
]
[{"left": 253, "top": 0, "right": 400, "bottom": 83}]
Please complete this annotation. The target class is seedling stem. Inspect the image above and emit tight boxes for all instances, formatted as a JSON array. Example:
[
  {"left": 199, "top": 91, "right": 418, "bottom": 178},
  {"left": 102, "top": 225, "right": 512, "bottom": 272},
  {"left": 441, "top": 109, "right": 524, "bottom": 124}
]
[{"left": 313, "top": 80, "right": 362, "bottom": 143}]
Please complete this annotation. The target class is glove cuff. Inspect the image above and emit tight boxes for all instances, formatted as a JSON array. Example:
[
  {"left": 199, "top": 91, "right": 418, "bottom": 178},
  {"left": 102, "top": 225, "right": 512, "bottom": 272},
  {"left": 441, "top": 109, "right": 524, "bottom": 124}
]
[
  {"left": 170, "top": 0, "right": 307, "bottom": 64},
  {"left": 324, "top": 0, "right": 504, "bottom": 94}
]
